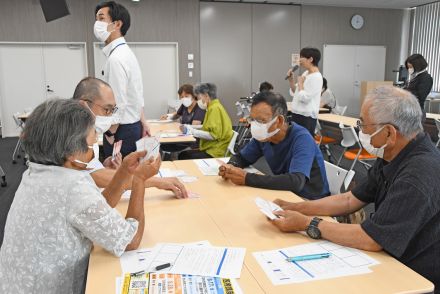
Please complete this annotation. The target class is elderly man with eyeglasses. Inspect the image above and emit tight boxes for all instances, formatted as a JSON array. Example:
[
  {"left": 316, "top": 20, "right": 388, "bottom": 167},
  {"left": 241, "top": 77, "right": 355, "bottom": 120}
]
[
  {"left": 72, "top": 77, "right": 188, "bottom": 200},
  {"left": 272, "top": 86, "right": 440, "bottom": 292}
]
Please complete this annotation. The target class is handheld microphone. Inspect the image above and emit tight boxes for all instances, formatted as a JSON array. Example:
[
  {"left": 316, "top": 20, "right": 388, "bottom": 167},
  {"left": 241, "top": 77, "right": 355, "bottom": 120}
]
[{"left": 285, "top": 64, "right": 299, "bottom": 80}]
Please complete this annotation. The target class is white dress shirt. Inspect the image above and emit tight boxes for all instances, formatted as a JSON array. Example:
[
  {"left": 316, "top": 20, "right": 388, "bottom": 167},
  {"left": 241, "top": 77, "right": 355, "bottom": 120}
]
[
  {"left": 102, "top": 37, "right": 144, "bottom": 124},
  {"left": 0, "top": 163, "right": 137, "bottom": 293},
  {"left": 289, "top": 71, "right": 323, "bottom": 119}
]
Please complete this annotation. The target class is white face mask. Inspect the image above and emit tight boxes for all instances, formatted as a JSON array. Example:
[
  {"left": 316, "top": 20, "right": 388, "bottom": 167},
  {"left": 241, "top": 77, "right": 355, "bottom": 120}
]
[
  {"left": 408, "top": 68, "right": 414, "bottom": 75},
  {"left": 358, "top": 126, "right": 387, "bottom": 158},
  {"left": 95, "top": 115, "right": 113, "bottom": 133},
  {"left": 250, "top": 116, "right": 280, "bottom": 141},
  {"left": 74, "top": 143, "right": 99, "bottom": 169},
  {"left": 94, "top": 21, "right": 113, "bottom": 42},
  {"left": 197, "top": 99, "right": 208, "bottom": 110},
  {"left": 181, "top": 97, "right": 193, "bottom": 108}
]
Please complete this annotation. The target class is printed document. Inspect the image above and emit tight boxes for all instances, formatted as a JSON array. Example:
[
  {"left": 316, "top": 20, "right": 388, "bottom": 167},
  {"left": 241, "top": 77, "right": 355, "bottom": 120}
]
[{"left": 253, "top": 241, "right": 380, "bottom": 285}]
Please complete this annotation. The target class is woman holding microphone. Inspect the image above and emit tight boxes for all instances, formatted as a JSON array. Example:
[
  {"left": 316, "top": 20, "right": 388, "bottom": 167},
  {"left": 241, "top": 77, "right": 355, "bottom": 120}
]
[{"left": 286, "top": 47, "right": 323, "bottom": 136}]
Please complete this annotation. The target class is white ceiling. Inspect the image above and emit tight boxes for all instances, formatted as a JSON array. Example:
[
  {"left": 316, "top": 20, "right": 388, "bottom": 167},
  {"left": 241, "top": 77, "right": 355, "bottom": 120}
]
[{"left": 209, "top": 0, "right": 437, "bottom": 9}]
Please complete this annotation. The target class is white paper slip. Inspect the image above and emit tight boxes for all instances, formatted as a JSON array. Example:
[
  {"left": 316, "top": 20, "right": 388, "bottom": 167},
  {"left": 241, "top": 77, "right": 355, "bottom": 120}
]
[
  {"left": 179, "top": 176, "right": 198, "bottom": 183},
  {"left": 120, "top": 241, "right": 211, "bottom": 274},
  {"left": 243, "top": 166, "right": 260, "bottom": 173},
  {"left": 142, "top": 243, "right": 246, "bottom": 278},
  {"left": 255, "top": 197, "right": 283, "bottom": 220},
  {"left": 120, "top": 247, "right": 154, "bottom": 274},
  {"left": 116, "top": 277, "right": 123, "bottom": 294},
  {"left": 159, "top": 132, "right": 185, "bottom": 138},
  {"left": 136, "top": 136, "right": 160, "bottom": 161},
  {"left": 147, "top": 119, "right": 173, "bottom": 123},
  {"left": 195, "top": 157, "right": 260, "bottom": 176},
  {"left": 155, "top": 168, "right": 199, "bottom": 183},
  {"left": 157, "top": 168, "right": 187, "bottom": 178},
  {"left": 194, "top": 159, "right": 224, "bottom": 176},
  {"left": 253, "top": 241, "right": 380, "bottom": 285},
  {"left": 121, "top": 190, "right": 132, "bottom": 200}
]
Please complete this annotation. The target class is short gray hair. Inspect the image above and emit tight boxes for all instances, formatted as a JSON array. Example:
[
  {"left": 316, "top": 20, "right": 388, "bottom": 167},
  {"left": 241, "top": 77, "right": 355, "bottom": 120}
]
[
  {"left": 194, "top": 83, "right": 217, "bottom": 99},
  {"left": 251, "top": 91, "right": 288, "bottom": 118},
  {"left": 365, "top": 86, "right": 423, "bottom": 139},
  {"left": 22, "top": 98, "right": 95, "bottom": 166},
  {"left": 72, "top": 77, "right": 110, "bottom": 102}
]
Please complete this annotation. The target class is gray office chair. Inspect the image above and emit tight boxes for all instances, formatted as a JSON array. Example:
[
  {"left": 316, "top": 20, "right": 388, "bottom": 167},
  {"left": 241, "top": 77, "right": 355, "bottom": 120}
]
[
  {"left": 225, "top": 130, "right": 239, "bottom": 157},
  {"left": 324, "top": 160, "right": 355, "bottom": 195},
  {"left": 435, "top": 119, "right": 440, "bottom": 148},
  {"left": 0, "top": 164, "right": 6, "bottom": 187},
  {"left": 12, "top": 113, "right": 25, "bottom": 164}
]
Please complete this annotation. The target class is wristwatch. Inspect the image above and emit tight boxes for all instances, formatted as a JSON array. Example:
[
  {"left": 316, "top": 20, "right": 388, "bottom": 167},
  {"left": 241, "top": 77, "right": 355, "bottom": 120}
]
[
  {"left": 306, "top": 217, "right": 323, "bottom": 239},
  {"left": 105, "top": 130, "right": 115, "bottom": 137}
]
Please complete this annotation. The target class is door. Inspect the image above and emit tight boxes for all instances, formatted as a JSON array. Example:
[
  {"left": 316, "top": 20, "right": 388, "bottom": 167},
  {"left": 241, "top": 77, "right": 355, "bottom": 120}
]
[
  {"left": 43, "top": 44, "right": 88, "bottom": 99},
  {"left": 323, "top": 45, "right": 386, "bottom": 117},
  {"left": 353, "top": 46, "right": 386, "bottom": 109},
  {"left": 94, "top": 42, "right": 179, "bottom": 120},
  {"left": 0, "top": 44, "right": 46, "bottom": 137},
  {"left": 0, "top": 43, "right": 88, "bottom": 137},
  {"left": 323, "top": 45, "right": 357, "bottom": 116}
]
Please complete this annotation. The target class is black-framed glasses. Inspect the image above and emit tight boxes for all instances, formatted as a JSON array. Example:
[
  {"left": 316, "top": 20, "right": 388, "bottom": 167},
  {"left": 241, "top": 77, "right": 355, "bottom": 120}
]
[
  {"left": 83, "top": 100, "right": 118, "bottom": 115},
  {"left": 356, "top": 120, "right": 398, "bottom": 132}
]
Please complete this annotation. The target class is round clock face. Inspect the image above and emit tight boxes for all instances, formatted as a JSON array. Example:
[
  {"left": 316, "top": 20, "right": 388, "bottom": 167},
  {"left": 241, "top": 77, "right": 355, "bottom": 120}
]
[{"left": 351, "top": 14, "right": 364, "bottom": 30}]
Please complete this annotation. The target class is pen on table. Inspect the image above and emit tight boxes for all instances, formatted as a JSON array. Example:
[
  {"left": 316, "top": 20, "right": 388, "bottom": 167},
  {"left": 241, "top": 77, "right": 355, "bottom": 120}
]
[
  {"left": 154, "top": 262, "right": 171, "bottom": 271},
  {"left": 286, "top": 252, "right": 331, "bottom": 262},
  {"left": 130, "top": 270, "right": 146, "bottom": 276},
  {"left": 129, "top": 263, "right": 172, "bottom": 276}
]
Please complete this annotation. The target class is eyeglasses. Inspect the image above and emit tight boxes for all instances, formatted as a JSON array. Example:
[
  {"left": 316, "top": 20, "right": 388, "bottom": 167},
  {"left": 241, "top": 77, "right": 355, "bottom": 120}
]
[
  {"left": 83, "top": 100, "right": 118, "bottom": 115},
  {"left": 246, "top": 116, "right": 277, "bottom": 125},
  {"left": 356, "top": 120, "right": 398, "bottom": 132}
]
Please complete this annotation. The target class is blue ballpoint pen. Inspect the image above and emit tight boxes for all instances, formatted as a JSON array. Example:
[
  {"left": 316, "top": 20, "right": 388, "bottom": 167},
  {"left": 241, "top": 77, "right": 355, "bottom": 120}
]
[{"left": 286, "top": 252, "right": 331, "bottom": 262}]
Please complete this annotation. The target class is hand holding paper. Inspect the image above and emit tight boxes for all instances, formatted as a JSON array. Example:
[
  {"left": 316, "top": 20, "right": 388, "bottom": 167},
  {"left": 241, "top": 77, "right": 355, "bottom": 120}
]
[
  {"left": 255, "top": 197, "right": 283, "bottom": 220},
  {"left": 136, "top": 136, "right": 160, "bottom": 161}
]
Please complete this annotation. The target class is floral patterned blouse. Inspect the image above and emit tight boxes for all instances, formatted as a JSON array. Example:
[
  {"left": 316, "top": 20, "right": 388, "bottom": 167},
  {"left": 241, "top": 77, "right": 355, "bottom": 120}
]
[{"left": 0, "top": 162, "right": 138, "bottom": 293}]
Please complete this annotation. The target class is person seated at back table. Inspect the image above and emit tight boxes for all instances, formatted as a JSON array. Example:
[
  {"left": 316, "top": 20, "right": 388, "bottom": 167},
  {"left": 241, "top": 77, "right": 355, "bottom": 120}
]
[
  {"left": 178, "top": 83, "right": 233, "bottom": 159},
  {"left": 219, "top": 91, "right": 330, "bottom": 200},
  {"left": 320, "top": 77, "right": 337, "bottom": 112},
  {"left": 160, "top": 84, "right": 205, "bottom": 125},
  {"left": 258, "top": 81, "right": 274, "bottom": 93},
  {"left": 72, "top": 77, "right": 188, "bottom": 199},
  {"left": 159, "top": 84, "right": 206, "bottom": 157},
  {"left": 271, "top": 86, "right": 440, "bottom": 292}
]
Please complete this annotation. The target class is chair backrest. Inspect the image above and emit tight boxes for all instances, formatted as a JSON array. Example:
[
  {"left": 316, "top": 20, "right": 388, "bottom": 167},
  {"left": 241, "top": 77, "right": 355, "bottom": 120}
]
[
  {"left": 333, "top": 105, "right": 348, "bottom": 116},
  {"left": 314, "top": 120, "right": 322, "bottom": 144},
  {"left": 225, "top": 130, "right": 239, "bottom": 157},
  {"left": 339, "top": 122, "right": 359, "bottom": 148},
  {"left": 242, "top": 104, "right": 251, "bottom": 117},
  {"left": 324, "top": 160, "right": 356, "bottom": 194},
  {"left": 235, "top": 102, "right": 243, "bottom": 117},
  {"left": 315, "top": 120, "right": 322, "bottom": 134},
  {"left": 12, "top": 112, "right": 24, "bottom": 128},
  {"left": 435, "top": 119, "right": 440, "bottom": 134}
]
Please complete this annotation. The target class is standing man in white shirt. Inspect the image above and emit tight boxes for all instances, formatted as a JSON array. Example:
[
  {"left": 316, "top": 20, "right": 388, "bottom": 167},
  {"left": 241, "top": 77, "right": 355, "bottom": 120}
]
[
  {"left": 286, "top": 47, "right": 323, "bottom": 136},
  {"left": 94, "top": 1, "right": 150, "bottom": 157}
]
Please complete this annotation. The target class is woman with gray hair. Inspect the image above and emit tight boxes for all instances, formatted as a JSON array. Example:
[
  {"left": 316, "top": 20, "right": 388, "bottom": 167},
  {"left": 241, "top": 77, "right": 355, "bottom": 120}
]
[
  {"left": 0, "top": 99, "right": 160, "bottom": 293},
  {"left": 179, "top": 82, "right": 233, "bottom": 159}
]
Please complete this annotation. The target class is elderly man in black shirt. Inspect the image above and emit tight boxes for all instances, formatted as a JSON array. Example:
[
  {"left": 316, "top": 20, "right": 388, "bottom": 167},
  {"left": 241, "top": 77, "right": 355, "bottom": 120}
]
[{"left": 271, "top": 86, "right": 440, "bottom": 292}]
